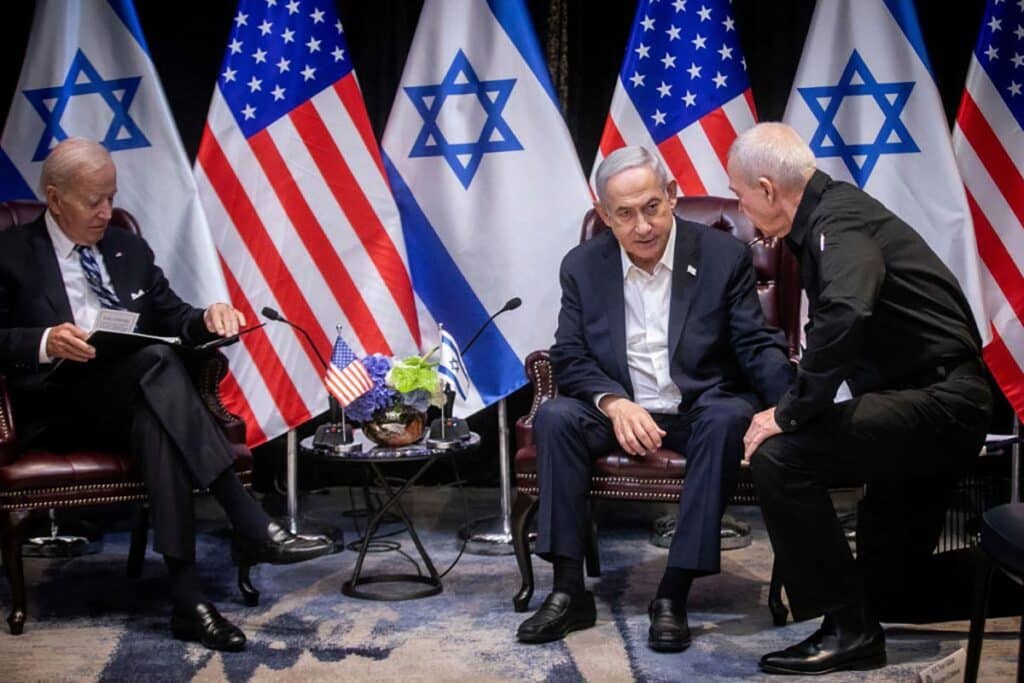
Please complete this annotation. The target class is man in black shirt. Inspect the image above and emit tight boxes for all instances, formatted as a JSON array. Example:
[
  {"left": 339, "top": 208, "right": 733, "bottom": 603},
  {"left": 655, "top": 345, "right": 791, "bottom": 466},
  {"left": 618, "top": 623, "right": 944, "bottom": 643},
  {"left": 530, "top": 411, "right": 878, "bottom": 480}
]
[{"left": 727, "top": 123, "right": 992, "bottom": 675}]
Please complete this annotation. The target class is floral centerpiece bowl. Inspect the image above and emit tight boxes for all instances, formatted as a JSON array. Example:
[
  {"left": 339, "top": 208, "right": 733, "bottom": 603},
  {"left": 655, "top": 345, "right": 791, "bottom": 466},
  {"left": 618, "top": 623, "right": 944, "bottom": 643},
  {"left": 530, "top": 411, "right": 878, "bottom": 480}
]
[{"left": 346, "top": 354, "right": 443, "bottom": 447}]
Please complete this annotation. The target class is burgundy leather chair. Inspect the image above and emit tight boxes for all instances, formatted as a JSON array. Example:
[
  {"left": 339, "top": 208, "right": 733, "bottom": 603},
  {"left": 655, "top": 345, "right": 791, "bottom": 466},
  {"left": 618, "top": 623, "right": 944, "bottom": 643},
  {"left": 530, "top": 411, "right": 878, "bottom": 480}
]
[
  {"left": 0, "top": 200, "right": 256, "bottom": 635},
  {"left": 511, "top": 196, "right": 802, "bottom": 625}
]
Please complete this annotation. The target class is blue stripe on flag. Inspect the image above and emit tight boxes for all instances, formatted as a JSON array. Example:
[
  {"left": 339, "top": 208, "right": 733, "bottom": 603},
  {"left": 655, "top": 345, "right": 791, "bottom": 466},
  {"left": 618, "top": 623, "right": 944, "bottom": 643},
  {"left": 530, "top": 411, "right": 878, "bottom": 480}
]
[
  {"left": 0, "top": 148, "right": 36, "bottom": 201},
  {"left": 106, "top": 0, "right": 150, "bottom": 56},
  {"left": 383, "top": 152, "right": 526, "bottom": 405},
  {"left": 485, "top": 0, "right": 560, "bottom": 110},
  {"left": 883, "top": 0, "right": 933, "bottom": 78}
]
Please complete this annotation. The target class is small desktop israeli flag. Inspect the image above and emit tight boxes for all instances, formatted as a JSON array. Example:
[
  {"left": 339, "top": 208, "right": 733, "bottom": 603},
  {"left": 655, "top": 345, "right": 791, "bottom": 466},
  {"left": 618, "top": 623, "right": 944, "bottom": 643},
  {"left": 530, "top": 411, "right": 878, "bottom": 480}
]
[{"left": 439, "top": 328, "right": 471, "bottom": 402}]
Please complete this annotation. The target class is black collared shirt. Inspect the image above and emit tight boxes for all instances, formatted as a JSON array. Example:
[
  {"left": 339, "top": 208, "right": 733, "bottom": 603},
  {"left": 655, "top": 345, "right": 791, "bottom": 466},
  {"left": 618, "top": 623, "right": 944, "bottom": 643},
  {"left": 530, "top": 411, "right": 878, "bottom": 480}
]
[{"left": 775, "top": 170, "right": 982, "bottom": 432}]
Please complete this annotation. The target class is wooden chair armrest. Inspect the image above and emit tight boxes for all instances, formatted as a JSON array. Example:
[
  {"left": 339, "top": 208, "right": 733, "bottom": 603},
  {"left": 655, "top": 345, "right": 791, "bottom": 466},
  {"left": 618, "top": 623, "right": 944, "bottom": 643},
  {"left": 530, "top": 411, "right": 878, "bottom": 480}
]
[
  {"left": 521, "top": 350, "right": 557, "bottom": 427},
  {"left": 0, "top": 374, "right": 16, "bottom": 466}
]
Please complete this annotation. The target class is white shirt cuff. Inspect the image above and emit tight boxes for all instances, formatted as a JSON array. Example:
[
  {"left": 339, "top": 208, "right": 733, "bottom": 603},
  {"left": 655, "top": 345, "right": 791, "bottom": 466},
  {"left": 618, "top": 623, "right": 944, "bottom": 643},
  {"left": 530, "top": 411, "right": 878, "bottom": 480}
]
[
  {"left": 38, "top": 327, "right": 53, "bottom": 364},
  {"left": 594, "top": 392, "right": 611, "bottom": 416}
]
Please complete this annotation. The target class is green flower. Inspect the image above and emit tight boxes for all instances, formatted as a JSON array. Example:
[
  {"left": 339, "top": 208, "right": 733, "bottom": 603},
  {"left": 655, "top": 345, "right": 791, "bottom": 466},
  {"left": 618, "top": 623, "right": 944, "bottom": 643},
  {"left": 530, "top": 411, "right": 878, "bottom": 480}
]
[{"left": 387, "top": 355, "right": 441, "bottom": 400}]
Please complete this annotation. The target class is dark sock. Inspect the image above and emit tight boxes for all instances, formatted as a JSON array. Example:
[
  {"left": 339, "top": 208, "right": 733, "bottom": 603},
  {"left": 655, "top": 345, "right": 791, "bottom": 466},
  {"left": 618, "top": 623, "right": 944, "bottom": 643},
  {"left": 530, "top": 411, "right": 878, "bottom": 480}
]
[
  {"left": 656, "top": 567, "right": 694, "bottom": 604},
  {"left": 208, "top": 468, "right": 272, "bottom": 540},
  {"left": 552, "top": 556, "right": 585, "bottom": 597},
  {"left": 164, "top": 556, "right": 206, "bottom": 612}
]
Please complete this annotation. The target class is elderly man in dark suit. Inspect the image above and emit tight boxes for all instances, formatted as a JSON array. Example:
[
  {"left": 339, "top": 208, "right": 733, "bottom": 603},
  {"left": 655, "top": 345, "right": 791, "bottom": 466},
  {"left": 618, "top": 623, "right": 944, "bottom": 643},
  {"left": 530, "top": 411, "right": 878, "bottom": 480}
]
[
  {"left": 516, "top": 146, "right": 794, "bottom": 652},
  {"left": 0, "top": 138, "right": 331, "bottom": 651}
]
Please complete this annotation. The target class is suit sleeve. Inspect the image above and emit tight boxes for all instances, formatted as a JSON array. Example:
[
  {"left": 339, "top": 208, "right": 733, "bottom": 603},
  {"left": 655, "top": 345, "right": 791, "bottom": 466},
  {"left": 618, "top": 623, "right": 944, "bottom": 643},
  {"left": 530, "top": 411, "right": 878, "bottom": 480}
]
[
  {"left": 549, "top": 253, "right": 630, "bottom": 402},
  {"left": 0, "top": 237, "right": 45, "bottom": 376},
  {"left": 135, "top": 240, "right": 213, "bottom": 344},
  {"left": 726, "top": 245, "right": 794, "bottom": 406}
]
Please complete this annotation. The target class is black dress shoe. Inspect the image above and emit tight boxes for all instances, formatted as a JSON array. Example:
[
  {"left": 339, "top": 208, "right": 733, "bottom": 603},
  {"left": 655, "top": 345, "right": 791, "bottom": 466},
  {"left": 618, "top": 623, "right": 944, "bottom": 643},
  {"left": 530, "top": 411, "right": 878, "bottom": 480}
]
[
  {"left": 516, "top": 591, "right": 597, "bottom": 644},
  {"left": 170, "top": 602, "right": 246, "bottom": 652},
  {"left": 759, "top": 624, "right": 886, "bottom": 675},
  {"left": 648, "top": 598, "right": 690, "bottom": 652},
  {"left": 232, "top": 522, "right": 334, "bottom": 566}
]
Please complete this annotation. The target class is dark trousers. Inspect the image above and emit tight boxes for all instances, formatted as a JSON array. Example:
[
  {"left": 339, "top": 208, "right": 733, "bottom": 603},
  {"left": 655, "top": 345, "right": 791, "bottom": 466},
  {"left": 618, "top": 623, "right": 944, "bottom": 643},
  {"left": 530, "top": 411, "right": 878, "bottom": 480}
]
[
  {"left": 750, "top": 364, "right": 992, "bottom": 622},
  {"left": 17, "top": 345, "right": 236, "bottom": 561},
  {"left": 534, "top": 394, "right": 755, "bottom": 574}
]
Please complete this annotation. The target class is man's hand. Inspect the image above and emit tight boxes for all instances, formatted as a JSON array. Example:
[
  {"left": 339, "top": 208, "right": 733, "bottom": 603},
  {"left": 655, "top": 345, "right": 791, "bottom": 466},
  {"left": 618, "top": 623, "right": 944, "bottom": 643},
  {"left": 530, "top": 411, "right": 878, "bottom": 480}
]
[
  {"left": 46, "top": 323, "right": 95, "bottom": 362},
  {"left": 600, "top": 395, "right": 666, "bottom": 457},
  {"left": 204, "top": 303, "right": 245, "bottom": 337},
  {"left": 743, "top": 407, "right": 782, "bottom": 461}
]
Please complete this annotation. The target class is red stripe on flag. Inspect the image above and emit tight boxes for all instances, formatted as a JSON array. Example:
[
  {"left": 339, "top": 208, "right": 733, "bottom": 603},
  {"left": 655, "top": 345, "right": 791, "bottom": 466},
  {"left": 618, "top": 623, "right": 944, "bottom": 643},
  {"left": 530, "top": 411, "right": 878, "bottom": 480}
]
[
  {"left": 743, "top": 89, "right": 758, "bottom": 120},
  {"left": 983, "top": 325, "right": 1024, "bottom": 422},
  {"left": 247, "top": 127, "right": 391, "bottom": 355},
  {"left": 957, "top": 92, "right": 1024, "bottom": 229},
  {"left": 219, "top": 369, "right": 268, "bottom": 446},
  {"left": 334, "top": 76, "right": 388, "bottom": 183},
  {"left": 218, "top": 252, "right": 311, "bottom": 432},
  {"left": 289, "top": 101, "right": 420, "bottom": 346},
  {"left": 598, "top": 116, "right": 627, "bottom": 158},
  {"left": 966, "top": 190, "right": 1024, "bottom": 328},
  {"left": 197, "top": 125, "right": 332, "bottom": 372},
  {"left": 658, "top": 135, "right": 708, "bottom": 196},
  {"left": 698, "top": 107, "right": 737, "bottom": 171}
]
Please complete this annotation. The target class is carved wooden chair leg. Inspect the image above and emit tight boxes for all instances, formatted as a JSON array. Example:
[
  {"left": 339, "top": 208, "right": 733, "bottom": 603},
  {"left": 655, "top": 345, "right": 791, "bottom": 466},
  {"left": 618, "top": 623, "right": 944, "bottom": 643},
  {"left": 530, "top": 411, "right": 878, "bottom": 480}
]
[
  {"left": 126, "top": 504, "right": 149, "bottom": 579},
  {"left": 584, "top": 502, "right": 601, "bottom": 578},
  {"left": 768, "top": 556, "right": 788, "bottom": 626},
  {"left": 237, "top": 563, "right": 260, "bottom": 606},
  {"left": 512, "top": 492, "right": 538, "bottom": 613},
  {"left": 1, "top": 510, "right": 31, "bottom": 635}
]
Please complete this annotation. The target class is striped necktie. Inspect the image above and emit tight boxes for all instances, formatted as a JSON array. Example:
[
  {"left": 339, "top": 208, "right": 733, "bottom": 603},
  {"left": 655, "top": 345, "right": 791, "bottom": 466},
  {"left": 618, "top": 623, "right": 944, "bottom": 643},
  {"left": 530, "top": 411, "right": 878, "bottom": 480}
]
[{"left": 75, "top": 245, "right": 124, "bottom": 310}]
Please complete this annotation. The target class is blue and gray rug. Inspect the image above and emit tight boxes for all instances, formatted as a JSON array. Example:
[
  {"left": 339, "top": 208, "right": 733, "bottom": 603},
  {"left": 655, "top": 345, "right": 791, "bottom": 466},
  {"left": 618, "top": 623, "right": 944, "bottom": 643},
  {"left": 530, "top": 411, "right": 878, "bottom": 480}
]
[{"left": 0, "top": 488, "right": 1017, "bottom": 681}]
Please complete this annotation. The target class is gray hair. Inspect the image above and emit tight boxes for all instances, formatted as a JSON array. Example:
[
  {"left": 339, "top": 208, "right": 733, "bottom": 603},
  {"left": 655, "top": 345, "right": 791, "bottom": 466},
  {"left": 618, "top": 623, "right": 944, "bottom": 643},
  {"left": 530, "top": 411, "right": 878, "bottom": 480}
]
[
  {"left": 39, "top": 138, "right": 112, "bottom": 195},
  {"left": 594, "top": 146, "right": 670, "bottom": 205},
  {"left": 728, "top": 122, "right": 816, "bottom": 192}
]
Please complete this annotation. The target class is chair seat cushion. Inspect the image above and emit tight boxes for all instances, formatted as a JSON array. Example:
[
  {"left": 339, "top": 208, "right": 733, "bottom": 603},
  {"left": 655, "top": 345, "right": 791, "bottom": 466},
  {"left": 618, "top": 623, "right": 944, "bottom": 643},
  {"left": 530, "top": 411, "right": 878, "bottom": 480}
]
[
  {"left": 0, "top": 445, "right": 253, "bottom": 492},
  {"left": 514, "top": 444, "right": 686, "bottom": 478},
  {"left": 981, "top": 503, "right": 1024, "bottom": 574}
]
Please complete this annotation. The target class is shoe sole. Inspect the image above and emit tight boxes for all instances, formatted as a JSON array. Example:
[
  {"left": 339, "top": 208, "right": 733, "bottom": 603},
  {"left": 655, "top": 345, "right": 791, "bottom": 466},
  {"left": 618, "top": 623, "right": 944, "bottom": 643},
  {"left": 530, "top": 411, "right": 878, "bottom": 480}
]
[
  {"left": 758, "top": 653, "right": 887, "bottom": 675},
  {"left": 516, "top": 615, "right": 597, "bottom": 644},
  {"left": 648, "top": 635, "right": 691, "bottom": 653}
]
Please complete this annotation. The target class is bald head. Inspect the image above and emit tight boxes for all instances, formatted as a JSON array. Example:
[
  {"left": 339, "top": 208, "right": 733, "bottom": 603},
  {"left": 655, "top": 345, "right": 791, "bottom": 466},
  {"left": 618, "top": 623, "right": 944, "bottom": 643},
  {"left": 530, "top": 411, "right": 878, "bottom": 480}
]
[{"left": 42, "top": 138, "right": 117, "bottom": 246}]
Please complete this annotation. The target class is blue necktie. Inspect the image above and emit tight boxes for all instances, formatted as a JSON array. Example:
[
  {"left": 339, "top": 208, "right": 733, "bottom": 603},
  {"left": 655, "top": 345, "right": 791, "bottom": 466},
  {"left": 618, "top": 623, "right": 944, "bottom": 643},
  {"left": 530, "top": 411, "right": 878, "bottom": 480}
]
[{"left": 75, "top": 245, "right": 124, "bottom": 310}]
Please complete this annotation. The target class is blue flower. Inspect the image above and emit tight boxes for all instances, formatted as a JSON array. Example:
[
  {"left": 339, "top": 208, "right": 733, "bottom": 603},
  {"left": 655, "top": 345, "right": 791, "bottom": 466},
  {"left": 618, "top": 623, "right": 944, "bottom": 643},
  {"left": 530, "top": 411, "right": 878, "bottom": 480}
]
[{"left": 345, "top": 354, "right": 397, "bottom": 423}]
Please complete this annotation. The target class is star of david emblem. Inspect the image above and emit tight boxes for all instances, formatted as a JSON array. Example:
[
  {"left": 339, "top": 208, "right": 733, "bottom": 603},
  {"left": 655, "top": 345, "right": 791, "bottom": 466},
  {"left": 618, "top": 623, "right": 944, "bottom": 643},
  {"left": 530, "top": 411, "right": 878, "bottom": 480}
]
[
  {"left": 797, "top": 50, "right": 918, "bottom": 187},
  {"left": 23, "top": 49, "right": 150, "bottom": 162},
  {"left": 404, "top": 49, "right": 523, "bottom": 189}
]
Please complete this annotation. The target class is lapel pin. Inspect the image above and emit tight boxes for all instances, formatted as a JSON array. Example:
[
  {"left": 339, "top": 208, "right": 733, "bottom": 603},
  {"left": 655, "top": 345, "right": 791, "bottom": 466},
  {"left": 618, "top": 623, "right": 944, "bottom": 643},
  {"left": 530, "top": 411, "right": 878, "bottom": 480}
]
[
  {"left": 686, "top": 265, "right": 697, "bottom": 276},
  {"left": 115, "top": 251, "right": 123, "bottom": 258}
]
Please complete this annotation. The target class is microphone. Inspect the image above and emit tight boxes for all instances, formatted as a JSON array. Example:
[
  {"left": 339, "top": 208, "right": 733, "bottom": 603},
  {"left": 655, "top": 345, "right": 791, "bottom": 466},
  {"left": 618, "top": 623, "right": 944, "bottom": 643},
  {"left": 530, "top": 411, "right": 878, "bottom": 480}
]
[
  {"left": 427, "top": 297, "right": 522, "bottom": 447},
  {"left": 461, "top": 297, "right": 522, "bottom": 356},
  {"left": 262, "top": 307, "right": 357, "bottom": 451}
]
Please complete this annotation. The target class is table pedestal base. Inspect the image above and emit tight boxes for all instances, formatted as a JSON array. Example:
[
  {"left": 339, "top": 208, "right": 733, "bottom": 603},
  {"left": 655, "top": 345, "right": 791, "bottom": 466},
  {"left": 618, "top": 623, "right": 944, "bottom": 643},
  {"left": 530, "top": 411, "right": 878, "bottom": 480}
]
[{"left": 342, "top": 573, "right": 442, "bottom": 601}]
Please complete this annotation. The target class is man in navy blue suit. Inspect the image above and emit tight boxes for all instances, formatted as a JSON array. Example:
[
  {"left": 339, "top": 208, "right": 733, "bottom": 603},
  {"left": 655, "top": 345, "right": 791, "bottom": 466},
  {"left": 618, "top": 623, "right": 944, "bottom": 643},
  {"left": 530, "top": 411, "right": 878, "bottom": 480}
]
[
  {"left": 516, "top": 146, "right": 793, "bottom": 652},
  {"left": 0, "top": 138, "right": 332, "bottom": 651}
]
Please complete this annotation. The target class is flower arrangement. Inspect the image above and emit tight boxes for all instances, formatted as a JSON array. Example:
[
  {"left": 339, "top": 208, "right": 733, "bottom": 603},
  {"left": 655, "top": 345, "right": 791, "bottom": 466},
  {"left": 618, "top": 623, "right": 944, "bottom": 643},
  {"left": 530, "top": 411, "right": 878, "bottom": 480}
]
[{"left": 346, "top": 353, "right": 444, "bottom": 444}]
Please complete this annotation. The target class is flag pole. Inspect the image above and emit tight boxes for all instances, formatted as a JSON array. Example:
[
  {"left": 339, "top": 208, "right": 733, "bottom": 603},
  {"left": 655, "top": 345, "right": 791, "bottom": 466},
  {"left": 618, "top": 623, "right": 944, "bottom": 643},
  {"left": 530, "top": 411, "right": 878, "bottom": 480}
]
[{"left": 459, "top": 397, "right": 514, "bottom": 555}]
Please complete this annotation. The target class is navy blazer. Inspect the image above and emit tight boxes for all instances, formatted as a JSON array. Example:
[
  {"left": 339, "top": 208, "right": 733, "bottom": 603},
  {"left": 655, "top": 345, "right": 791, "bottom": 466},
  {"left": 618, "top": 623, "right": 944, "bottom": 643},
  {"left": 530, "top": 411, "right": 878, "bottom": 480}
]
[
  {"left": 0, "top": 215, "right": 212, "bottom": 389},
  {"left": 550, "top": 216, "right": 793, "bottom": 413}
]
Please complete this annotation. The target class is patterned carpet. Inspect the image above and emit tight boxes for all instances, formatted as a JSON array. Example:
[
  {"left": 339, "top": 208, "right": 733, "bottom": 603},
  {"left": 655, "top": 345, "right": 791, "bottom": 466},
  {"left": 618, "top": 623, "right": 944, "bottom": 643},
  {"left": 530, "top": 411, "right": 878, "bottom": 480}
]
[{"left": 0, "top": 487, "right": 1018, "bottom": 681}]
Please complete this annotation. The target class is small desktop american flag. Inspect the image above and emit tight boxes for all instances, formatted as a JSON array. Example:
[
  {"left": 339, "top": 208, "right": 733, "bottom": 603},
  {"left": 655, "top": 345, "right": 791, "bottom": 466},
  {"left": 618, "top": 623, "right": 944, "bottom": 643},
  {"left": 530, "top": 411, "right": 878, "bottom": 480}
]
[{"left": 325, "top": 334, "right": 373, "bottom": 407}]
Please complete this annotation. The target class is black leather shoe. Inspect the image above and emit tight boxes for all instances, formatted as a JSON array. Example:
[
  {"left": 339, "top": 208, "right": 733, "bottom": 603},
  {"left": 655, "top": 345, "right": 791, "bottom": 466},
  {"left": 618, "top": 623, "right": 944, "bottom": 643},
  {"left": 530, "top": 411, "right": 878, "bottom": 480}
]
[
  {"left": 232, "top": 522, "right": 334, "bottom": 566},
  {"left": 170, "top": 602, "right": 246, "bottom": 652},
  {"left": 759, "top": 624, "right": 886, "bottom": 675},
  {"left": 648, "top": 598, "right": 690, "bottom": 652},
  {"left": 516, "top": 591, "right": 597, "bottom": 644}
]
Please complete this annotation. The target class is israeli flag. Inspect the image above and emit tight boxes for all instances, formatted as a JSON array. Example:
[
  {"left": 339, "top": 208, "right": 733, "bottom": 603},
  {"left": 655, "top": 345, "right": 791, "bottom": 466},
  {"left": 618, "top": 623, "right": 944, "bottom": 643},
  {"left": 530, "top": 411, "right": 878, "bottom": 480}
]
[
  {"left": 0, "top": 0, "right": 228, "bottom": 308},
  {"left": 382, "top": 0, "right": 592, "bottom": 416},
  {"left": 783, "top": 0, "right": 986, "bottom": 335},
  {"left": 439, "top": 328, "right": 471, "bottom": 401}
]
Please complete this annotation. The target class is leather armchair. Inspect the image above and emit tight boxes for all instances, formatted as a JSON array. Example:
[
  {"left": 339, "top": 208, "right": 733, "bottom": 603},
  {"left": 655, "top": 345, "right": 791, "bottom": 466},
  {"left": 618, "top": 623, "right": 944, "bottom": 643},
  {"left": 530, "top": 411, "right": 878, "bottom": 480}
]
[
  {"left": 0, "top": 201, "right": 256, "bottom": 635},
  {"left": 511, "top": 197, "right": 802, "bottom": 625}
]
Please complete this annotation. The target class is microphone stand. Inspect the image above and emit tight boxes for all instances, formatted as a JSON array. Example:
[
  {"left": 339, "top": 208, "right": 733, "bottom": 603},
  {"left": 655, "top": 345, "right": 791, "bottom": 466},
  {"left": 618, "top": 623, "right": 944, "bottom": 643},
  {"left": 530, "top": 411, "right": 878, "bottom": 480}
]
[{"left": 262, "top": 308, "right": 344, "bottom": 546}]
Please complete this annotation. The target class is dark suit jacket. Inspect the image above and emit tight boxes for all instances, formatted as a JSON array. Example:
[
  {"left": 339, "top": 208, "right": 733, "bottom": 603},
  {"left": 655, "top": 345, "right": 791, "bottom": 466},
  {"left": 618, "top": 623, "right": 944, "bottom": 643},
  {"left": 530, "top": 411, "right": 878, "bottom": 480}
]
[
  {"left": 0, "top": 214, "right": 214, "bottom": 394},
  {"left": 550, "top": 216, "right": 793, "bottom": 412}
]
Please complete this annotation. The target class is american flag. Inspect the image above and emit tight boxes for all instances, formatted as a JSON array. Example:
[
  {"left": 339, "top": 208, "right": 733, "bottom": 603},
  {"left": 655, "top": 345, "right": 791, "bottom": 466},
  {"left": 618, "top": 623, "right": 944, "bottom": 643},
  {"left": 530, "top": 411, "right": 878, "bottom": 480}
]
[
  {"left": 593, "top": 0, "right": 756, "bottom": 195},
  {"left": 325, "top": 334, "right": 373, "bottom": 407},
  {"left": 953, "top": 0, "right": 1024, "bottom": 421},
  {"left": 195, "top": 0, "right": 420, "bottom": 445}
]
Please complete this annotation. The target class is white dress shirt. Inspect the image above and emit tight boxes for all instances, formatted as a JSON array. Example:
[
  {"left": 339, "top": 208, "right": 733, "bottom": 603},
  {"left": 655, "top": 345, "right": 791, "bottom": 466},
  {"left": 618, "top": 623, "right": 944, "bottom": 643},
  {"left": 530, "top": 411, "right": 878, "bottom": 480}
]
[
  {"left": 597, "top": 227, "right": 682, "bottom": 414},
  {"left": 37, "top": 211, "right": 117, "bottom": 363}
]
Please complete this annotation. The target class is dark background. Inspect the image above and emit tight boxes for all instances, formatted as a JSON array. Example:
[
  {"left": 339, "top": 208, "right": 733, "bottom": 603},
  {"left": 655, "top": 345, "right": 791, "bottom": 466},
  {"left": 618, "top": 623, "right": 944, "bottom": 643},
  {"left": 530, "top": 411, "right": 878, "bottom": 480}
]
[{"left": 1, "top": 1, "right": 1009, "bottom": 487}]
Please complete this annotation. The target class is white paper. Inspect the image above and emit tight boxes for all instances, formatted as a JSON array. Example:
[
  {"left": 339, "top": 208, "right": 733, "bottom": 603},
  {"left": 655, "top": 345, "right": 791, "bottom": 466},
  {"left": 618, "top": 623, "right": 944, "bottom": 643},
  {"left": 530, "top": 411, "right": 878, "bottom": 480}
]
[{"left": 92, "top": 309, "right": 139, "bottom": 333}]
